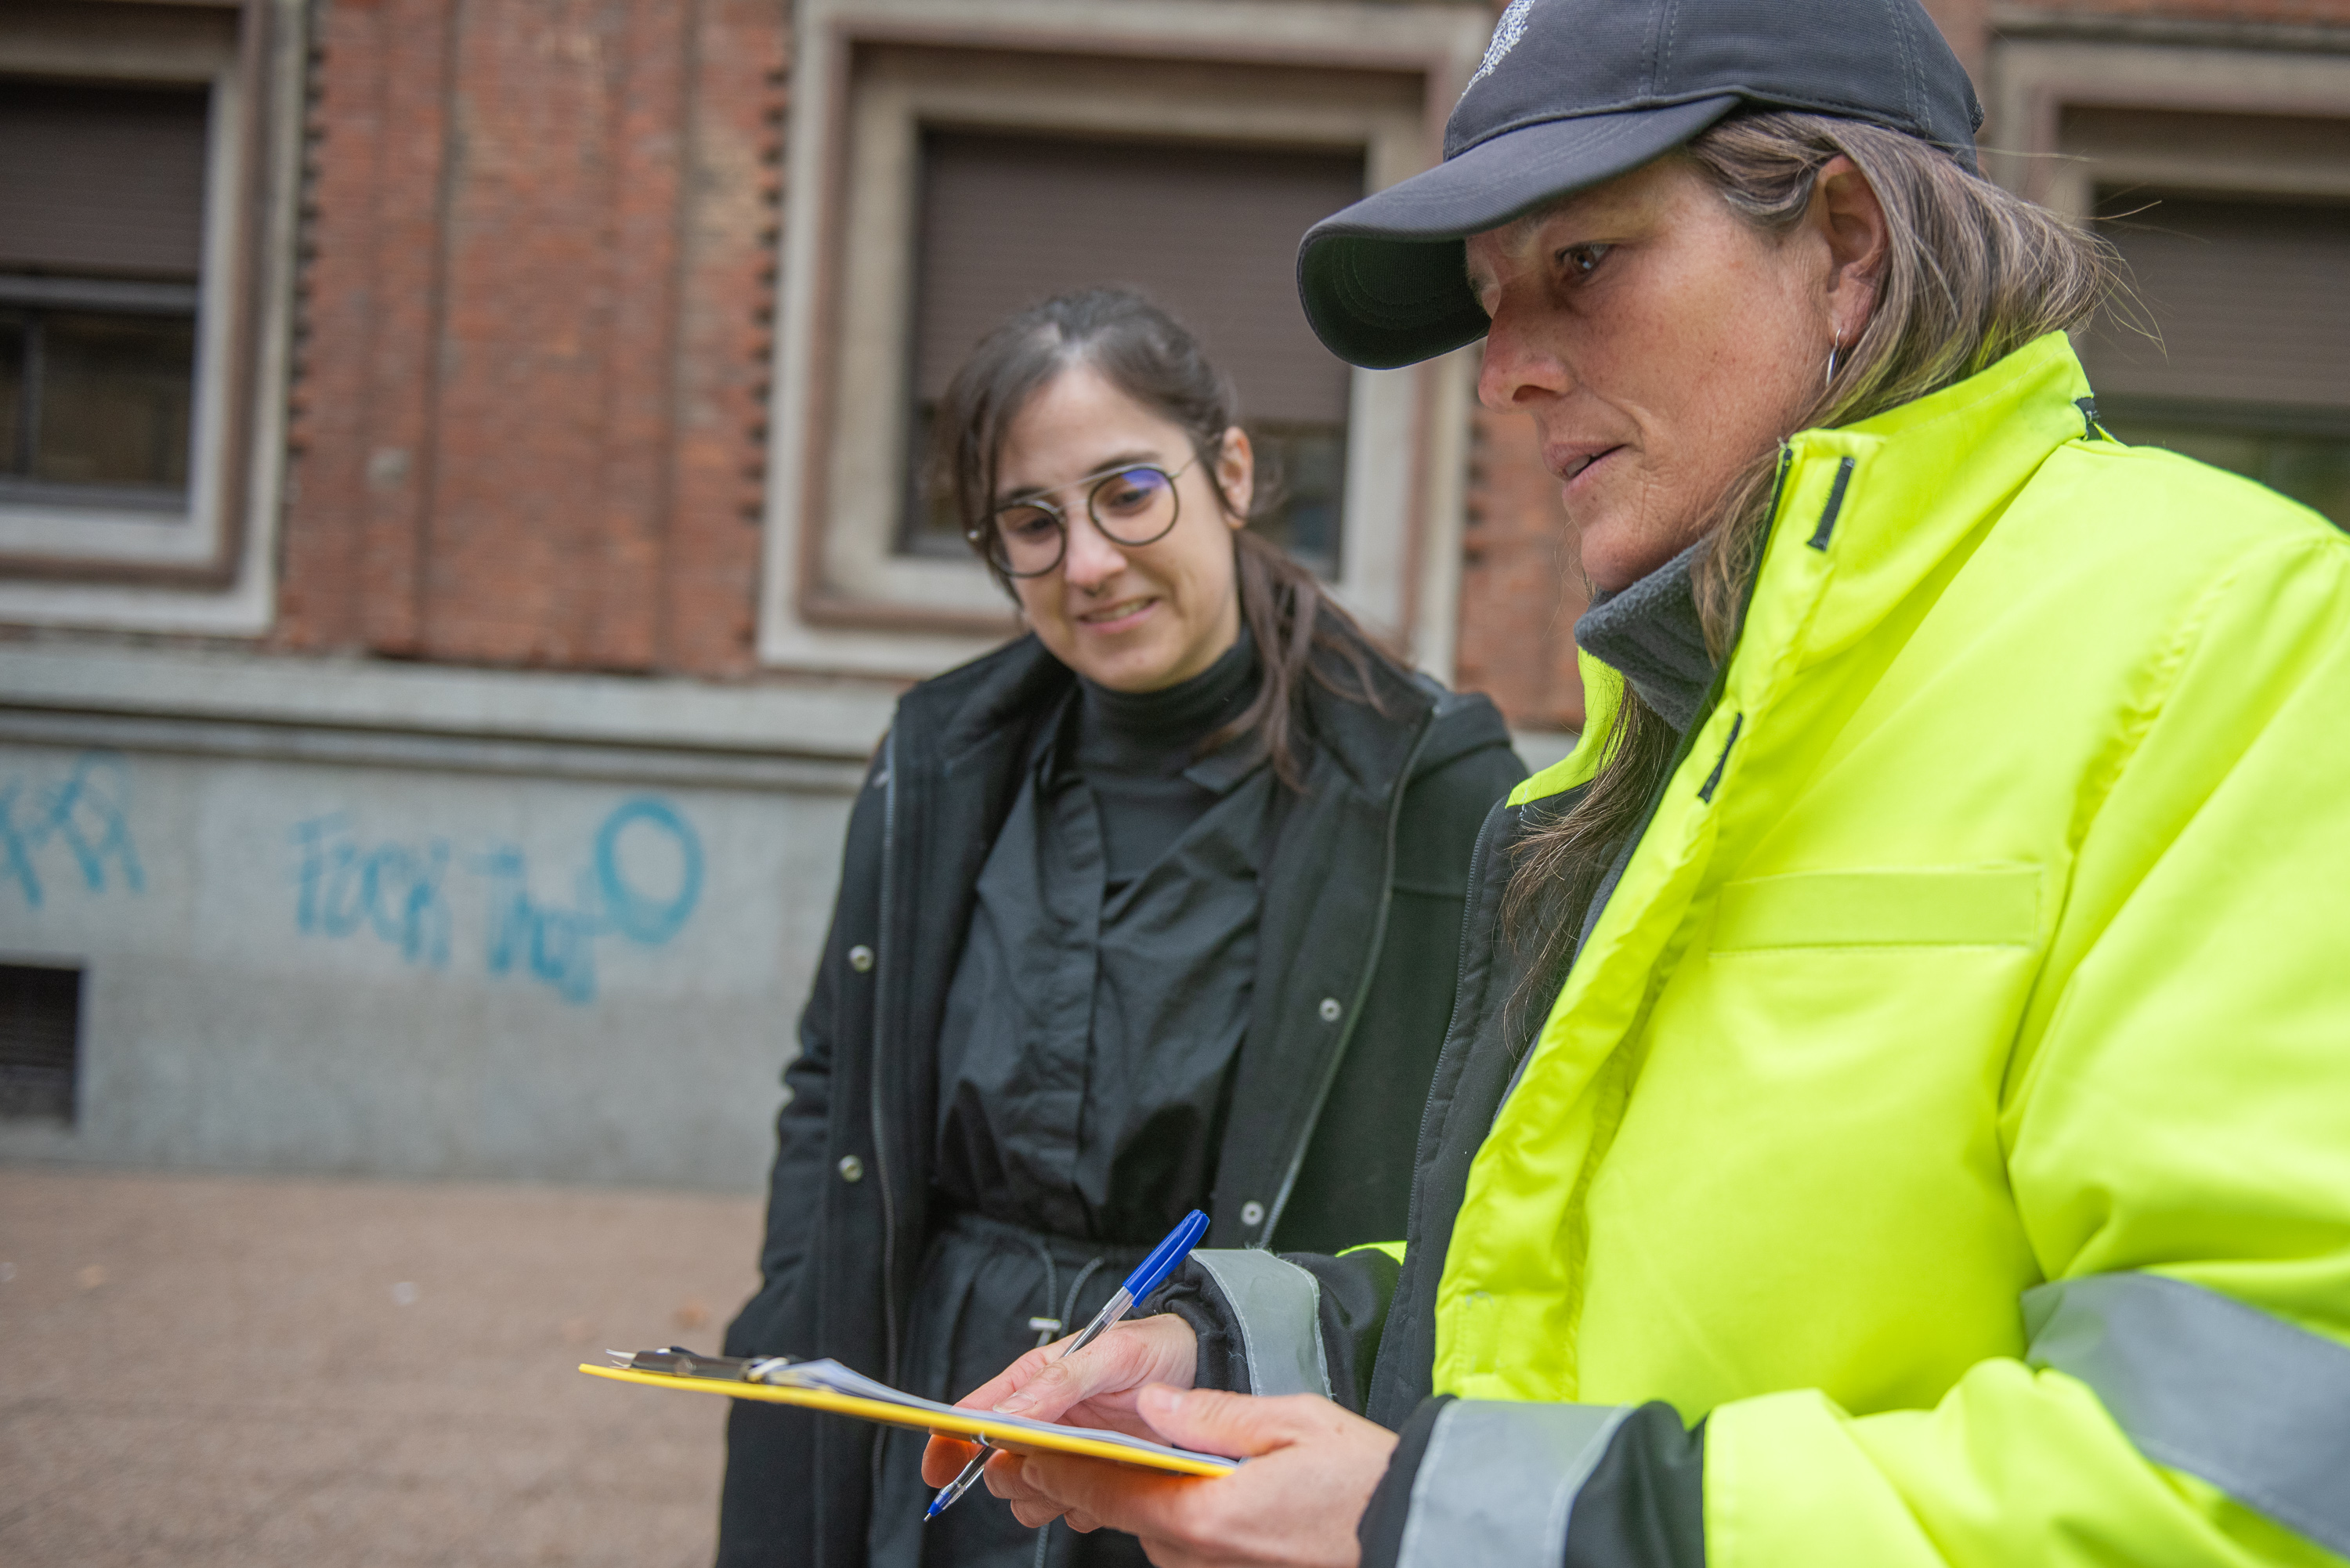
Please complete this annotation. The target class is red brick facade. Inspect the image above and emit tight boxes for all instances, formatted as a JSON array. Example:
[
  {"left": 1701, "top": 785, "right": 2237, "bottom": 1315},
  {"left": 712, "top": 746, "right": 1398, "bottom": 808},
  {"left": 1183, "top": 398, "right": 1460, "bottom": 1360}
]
[
  {"left": 261, "top": 0, "right": 2349, "bottom": 727},
  {"left": 278, "top": 0, "right": 786, "bottom": 676}
]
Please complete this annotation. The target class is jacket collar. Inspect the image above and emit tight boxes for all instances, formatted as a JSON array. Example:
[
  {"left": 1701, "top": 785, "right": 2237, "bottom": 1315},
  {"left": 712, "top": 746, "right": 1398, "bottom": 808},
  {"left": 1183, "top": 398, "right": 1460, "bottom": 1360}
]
[
  {"left": 1509, "top": 333, "right": 2095, "bottom": 811},
  {"left": 1751, "top": 331, "right": 2094, "bottom": 677},
  {"left": 892, "top": 617, "right": 1441, "bottom": 800}
]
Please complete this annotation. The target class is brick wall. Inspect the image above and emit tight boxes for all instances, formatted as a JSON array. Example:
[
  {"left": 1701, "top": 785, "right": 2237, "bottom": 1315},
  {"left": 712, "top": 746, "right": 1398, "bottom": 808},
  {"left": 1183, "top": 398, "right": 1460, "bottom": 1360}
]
[
  {"left": 1454, "top": 399, "right": 1592, "bottom": 732},
  {"left": 272, "top": 0, "right": 2347, "bottom": 726},
  {"left": 277, "top": 0, "right": 786, "bottom": 676}
]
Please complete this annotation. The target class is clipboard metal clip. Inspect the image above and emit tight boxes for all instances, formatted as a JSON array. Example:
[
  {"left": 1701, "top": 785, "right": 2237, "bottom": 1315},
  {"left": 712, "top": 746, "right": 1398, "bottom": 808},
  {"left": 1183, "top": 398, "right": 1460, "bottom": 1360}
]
[{"left": 605, "top": 1346, "right": 800, "bottom": 1383}]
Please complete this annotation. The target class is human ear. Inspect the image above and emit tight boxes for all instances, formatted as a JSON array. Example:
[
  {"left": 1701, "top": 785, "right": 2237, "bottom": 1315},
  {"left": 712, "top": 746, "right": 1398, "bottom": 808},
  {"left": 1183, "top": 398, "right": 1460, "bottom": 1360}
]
[
  {"left": 1216, "top": 425, "right": 1255, "bottom": 526},
  {"left": 1809, "top": 154, "right": 1889, "bottom": 345}
]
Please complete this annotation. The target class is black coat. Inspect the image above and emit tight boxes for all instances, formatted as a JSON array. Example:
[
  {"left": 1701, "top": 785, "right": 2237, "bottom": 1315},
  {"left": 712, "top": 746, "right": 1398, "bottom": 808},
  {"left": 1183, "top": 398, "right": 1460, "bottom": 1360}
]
[{"left": 715, "top": 627, "right": 1524, "bottom": 1568}]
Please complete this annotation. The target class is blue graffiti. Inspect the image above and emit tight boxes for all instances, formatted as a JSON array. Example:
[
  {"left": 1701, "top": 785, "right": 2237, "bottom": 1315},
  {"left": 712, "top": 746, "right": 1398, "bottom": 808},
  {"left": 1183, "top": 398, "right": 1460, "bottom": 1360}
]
[
  {"left": 290, "top": 795, "right": 702, "bottom": 1005},
  {"left": 292, "top": 815, "right": 454, "bottom": 967},
  {"left": 595, "top": 798, "right": 703, "bottom": 944},
  {"left": 477, "top": 797, "right": 704, "bottom": 1003},
  {"left": 0, "top": 751, "right": 146, "bottom": 909}
]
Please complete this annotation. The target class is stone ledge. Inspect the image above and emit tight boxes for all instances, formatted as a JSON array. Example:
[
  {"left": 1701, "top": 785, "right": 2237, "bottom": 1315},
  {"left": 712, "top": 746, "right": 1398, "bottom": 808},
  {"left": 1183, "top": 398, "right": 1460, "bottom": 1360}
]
[{"left": 0, "top": 643, "right": 901, "bottom": 769}]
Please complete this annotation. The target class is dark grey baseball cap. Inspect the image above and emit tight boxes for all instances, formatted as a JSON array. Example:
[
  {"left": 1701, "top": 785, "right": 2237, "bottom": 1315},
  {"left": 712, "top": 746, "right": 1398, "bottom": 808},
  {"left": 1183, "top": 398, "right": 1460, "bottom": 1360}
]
[{"left": 1300, "top": 0, "right": 1983, "bottom": 368}]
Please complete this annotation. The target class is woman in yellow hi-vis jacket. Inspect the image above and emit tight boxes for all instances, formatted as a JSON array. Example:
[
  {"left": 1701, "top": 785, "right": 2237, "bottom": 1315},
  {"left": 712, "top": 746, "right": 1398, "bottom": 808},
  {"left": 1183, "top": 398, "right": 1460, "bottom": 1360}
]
[{"left": 919, "top": 0, "right": 2350, "bottom": 1564}]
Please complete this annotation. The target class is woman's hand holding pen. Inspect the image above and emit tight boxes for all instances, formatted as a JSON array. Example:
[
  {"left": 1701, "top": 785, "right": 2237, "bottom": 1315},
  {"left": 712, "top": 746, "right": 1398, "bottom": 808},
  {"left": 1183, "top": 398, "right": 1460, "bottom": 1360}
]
[
  {"left": 923, "top": 1313, "right": 1397, "bottom": 1566},
  {"left": 983, "top": 1311, "right": 1198, "bottom": 1426},
  {"left": 920, "top": 1311, "right": 1200, "bottom": 1506}
]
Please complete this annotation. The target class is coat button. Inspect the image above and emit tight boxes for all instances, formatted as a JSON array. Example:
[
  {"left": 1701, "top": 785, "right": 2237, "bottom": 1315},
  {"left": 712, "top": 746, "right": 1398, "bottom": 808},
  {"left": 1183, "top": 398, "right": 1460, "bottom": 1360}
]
[
  {"left": 848, "top": 945, "right": 874, "bottom": 973},
  {"left": 837, "top": 1155, "right": 864, "bottom": 1183},
  {"left": 1240, "top": 1201, "right": 1265, "bottom": 1227},
  {"left": 1318, "top": 996, "right": 1342, "bottom": 1023}
]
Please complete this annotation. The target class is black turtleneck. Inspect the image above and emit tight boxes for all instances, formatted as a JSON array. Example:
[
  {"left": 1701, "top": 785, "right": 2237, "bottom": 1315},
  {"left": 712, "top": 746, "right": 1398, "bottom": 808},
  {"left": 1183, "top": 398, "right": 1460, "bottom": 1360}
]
[
  {"left": 929, "top": 623, "right": 1277, "bottom": 1247},
  {"left": 1073, "top": 627, "right": 1262, "bottom": 891}
]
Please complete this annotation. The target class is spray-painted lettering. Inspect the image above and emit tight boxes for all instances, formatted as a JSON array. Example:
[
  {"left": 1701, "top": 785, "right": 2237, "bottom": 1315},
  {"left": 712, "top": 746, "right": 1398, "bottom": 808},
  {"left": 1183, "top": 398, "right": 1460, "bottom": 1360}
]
[
  {"left": 288, "top": 795, "right": 703, "bottom": 1005},
  {"left": 0, "top": 752, "right": 146, "bottom": 909},
  {"left": 291, "top": 814, "right": 454, "bottom": 967}
]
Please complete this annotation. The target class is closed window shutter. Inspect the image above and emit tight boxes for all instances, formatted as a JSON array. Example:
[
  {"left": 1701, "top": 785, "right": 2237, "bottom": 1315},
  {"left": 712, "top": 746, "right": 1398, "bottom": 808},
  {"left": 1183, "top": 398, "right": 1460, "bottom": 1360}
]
[
  {"left": 911, "top": 131, "right": 1362, "bottom": 426},
  {"left": 2084, "top": 194, "right": 2350, "bottom": 411},
  {"left": 0, "top": 79, "right": 211, "bottom": 280},
  {"left": 0, "top": 963, "right": 80, "bottom": 1123}
]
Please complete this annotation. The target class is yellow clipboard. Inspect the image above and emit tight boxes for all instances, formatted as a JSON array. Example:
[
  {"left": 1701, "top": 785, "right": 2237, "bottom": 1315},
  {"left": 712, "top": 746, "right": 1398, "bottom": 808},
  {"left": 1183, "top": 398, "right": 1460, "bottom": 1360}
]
[{"left": 578, "top": 1364, "right": 1238, "bottom": 1477}]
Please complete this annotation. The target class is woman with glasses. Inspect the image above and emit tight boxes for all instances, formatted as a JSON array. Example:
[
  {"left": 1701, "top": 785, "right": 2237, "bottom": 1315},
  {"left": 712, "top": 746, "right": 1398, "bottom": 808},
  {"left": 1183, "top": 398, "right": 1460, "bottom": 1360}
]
[{"left": 714, "top": 287, "right": 1524, "bottom": 1568}]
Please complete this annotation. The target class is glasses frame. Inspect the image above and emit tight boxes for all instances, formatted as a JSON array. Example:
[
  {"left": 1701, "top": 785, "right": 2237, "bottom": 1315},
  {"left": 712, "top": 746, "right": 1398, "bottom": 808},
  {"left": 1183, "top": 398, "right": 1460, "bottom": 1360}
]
[{"left": 969, "top": 453, "right": 1203, "bottom": 580}]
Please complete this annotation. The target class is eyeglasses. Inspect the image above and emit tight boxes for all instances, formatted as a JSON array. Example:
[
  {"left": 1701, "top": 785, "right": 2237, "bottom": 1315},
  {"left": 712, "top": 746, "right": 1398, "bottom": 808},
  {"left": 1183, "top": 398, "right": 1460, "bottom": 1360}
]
[{"left": 970, "top": 454, "right": 1201, "bottom": 579}]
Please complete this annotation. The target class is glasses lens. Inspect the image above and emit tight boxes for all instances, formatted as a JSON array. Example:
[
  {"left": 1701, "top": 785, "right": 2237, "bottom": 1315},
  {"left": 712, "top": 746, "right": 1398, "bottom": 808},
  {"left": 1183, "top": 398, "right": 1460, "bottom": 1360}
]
[
  {"left": 989, "top": 503, "right": 1065, "bottom": 576},
  {"left": 1088, "top": 466, "right": 1179, "bottom": 546}
]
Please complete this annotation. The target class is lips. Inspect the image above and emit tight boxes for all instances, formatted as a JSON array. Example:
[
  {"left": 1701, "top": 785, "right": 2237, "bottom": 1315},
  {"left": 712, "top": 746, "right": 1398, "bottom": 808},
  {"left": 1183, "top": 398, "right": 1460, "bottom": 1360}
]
[
  {"left": 1557, "top": 445, "right": 1624, "bottom": 484},
  {"left": 1077, "top": 597, "right": 1155, "bottom": 628}
]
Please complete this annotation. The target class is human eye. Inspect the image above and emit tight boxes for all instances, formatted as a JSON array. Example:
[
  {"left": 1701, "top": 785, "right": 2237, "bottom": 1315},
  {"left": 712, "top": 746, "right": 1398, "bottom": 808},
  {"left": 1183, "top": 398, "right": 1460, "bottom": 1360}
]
[
  {"left": 998, "top": 504, "right": 1059, "bottom": 541},
  {"left": 1555, "top": 242, "right": 1613, "bottom": 282},
  {"left": 1096, "top": 468, "right": 1166, "bottom": 517}
]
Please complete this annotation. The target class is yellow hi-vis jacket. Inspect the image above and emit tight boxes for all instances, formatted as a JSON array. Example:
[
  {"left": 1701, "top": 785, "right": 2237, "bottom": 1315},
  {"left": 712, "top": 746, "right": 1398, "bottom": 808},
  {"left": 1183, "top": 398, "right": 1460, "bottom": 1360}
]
[{"left": 1183, "top": 333, "right": 2350, "bottom": 1567}]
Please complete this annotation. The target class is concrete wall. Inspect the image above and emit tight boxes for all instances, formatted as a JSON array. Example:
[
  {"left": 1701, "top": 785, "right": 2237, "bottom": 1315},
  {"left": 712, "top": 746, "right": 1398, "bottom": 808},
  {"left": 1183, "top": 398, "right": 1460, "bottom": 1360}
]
[{"left": 0, "top": 645, "right": 888, "bottom": 1190}]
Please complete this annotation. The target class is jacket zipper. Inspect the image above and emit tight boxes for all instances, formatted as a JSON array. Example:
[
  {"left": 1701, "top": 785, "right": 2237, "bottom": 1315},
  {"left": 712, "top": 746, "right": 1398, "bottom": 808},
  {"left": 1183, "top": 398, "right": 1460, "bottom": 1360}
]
[
  {"left": 1362, "top": 793, "right": 1504, "bottom": 1406},
  {"left": 1409, "top": 786, "right": 1507, "bottom": 1173},
  {"left": 868, "top": 728, "right": 902, "bottom": 1382},
  {"left": 1367, "top": 449, "right": 1799, "bottom": 1405},
  {"left": 1259, "top": 707, "right": 1438, "bottom": 1244}
]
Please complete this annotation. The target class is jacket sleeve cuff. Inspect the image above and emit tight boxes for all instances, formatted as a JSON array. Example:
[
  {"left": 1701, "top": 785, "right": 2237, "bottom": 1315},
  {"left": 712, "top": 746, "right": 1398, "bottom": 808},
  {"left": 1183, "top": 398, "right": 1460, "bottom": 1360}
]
[
  {"left": 1357, "top": 1394, "right": 1453, "bottom": 1568},
  {"left": 1357, "top": 1398, "right": 1702, "bottom": 1568},
  {"left": 1144, "top": 1248, "right": 1331, "bottom": 1397}
]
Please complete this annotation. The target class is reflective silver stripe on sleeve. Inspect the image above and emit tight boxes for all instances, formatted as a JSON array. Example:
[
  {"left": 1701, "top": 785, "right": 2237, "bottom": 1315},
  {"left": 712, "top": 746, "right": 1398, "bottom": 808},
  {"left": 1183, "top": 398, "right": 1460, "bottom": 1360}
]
[
  {"left": 2024, "top": 1271, "right": 2350, "bottom": 1556},
  {"left": 1188, "top": 1248, "right": 1331, "bottom": 1399},
  {"left": 1395, "top": 1400, "right": 1632, "bottom": 1568}
]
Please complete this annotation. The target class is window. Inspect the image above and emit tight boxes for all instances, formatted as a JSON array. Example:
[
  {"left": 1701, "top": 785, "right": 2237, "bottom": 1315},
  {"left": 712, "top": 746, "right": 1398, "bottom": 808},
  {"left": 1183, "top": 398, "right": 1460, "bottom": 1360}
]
[
  {"left": 2083, "top": 190, "right": 2350, "bottom": 527},
  {"left": 904, "top": 130, "right": 1361, "bottom": 576},
  {"left": 0, "top": 0, "right": 304, "bottom": 633},
  {"left": 0, "top": 963, "right": 81, "bottom": 1124},
  {"left": 1982, "top": 45, "right": 2350, "bottom": 533},
  {"left": 0, "top": 79, "right": 208, "bottom": 516},
  {"left": 758, "top": 1, "right": 1492, "bottom": 680}
]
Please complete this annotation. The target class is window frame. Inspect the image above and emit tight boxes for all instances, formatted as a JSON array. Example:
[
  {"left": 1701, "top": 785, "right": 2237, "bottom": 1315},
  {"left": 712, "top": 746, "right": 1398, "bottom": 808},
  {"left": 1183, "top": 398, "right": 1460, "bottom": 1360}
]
[
  {"left": 758, "top": 0, "right": 1491, "bottom": 681},
  {"left": 0, "top": 0, "right": 305, "bottom": 633},
  {"left": 1982, "top": 26, "right": 2350, "bottom": 529}
]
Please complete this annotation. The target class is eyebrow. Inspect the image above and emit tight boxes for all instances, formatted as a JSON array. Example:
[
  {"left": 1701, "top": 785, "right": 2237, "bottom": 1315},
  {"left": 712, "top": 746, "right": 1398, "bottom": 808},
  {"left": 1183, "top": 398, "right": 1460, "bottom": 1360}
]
[{"left": 995, "top": 449, "right": 1169, "bottom": 508}]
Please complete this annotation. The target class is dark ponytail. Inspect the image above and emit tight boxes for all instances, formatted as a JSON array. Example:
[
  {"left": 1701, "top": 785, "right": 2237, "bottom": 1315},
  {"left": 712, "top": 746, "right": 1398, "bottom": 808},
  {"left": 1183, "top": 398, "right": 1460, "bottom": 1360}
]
[{"left": 932, "top": 287, "right": 1397, "bottom": 789}]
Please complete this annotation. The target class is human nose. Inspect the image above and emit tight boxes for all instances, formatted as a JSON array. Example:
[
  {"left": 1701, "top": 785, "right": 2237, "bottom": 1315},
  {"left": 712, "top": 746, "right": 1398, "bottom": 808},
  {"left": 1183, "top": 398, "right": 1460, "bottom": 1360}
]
[
  {"left": 1059, "top": 510, "right": 1128, "bottom": 590},
  {"left": 1477, "top": 292, "right": 1572, "bottom": 413}
]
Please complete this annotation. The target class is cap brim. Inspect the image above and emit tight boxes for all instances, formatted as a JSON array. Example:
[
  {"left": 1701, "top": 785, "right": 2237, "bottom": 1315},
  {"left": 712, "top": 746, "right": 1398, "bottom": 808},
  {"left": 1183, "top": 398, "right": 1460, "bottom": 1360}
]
[{"left": 1299, "top": 96, "right": 1738, "bottom": 368}]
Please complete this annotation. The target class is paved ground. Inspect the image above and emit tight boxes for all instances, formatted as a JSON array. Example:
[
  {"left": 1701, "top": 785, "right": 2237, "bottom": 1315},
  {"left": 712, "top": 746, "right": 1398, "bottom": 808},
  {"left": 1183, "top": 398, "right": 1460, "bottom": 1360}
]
[{"left": 0, "top": 1165, "right": 763, "bottom": 1566}]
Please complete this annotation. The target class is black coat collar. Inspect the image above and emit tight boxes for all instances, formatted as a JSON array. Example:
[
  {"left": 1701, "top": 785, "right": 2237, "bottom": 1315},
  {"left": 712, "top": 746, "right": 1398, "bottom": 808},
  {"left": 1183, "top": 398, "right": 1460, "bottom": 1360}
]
[{"left": 896, "top": 623, "right": 1441, "bottom": 802}]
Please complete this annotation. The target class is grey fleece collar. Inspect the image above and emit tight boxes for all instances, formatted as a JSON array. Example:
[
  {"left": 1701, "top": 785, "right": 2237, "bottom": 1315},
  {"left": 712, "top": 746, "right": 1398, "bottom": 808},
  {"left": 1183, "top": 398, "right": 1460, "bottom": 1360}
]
[{"left": 1573, "top": 539, "right": 1716, "bottom": 735}]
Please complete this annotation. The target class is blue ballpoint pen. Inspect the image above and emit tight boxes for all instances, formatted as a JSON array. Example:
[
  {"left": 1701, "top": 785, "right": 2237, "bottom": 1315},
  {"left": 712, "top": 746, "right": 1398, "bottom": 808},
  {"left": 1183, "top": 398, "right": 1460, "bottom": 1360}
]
[{"left": 926, "top": 1207, "right": 1212, "bottom": 1522}]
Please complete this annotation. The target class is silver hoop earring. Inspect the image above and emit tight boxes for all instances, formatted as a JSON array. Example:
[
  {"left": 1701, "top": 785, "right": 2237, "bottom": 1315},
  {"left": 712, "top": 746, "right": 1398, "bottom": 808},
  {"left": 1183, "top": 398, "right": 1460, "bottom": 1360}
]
[{"left": 1824, "top": 334, "right": 1844, "bottom": 389}]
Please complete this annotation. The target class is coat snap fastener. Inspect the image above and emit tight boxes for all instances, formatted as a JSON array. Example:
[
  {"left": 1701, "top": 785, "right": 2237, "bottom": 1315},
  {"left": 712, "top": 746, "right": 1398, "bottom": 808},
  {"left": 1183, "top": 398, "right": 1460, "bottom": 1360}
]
[
  {"left": 848, "top": 945, "right": 875, "bottom": 973},
  {"left": 1318, "top": 996, "right": 1342, "bottom": 1023},
  {"left": 1240, "top": 1201, "right": 1265, "bottom": 1226},
  {"left": 837, "top": 1155, "right": 865, "bottom": 1183}
]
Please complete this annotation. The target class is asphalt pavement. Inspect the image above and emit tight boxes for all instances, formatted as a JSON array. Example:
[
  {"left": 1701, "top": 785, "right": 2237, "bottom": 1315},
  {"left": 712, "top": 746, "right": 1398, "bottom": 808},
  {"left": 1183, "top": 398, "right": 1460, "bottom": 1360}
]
[{"left": 0, "top": 1165, "right": 764, "bottom": 1566}]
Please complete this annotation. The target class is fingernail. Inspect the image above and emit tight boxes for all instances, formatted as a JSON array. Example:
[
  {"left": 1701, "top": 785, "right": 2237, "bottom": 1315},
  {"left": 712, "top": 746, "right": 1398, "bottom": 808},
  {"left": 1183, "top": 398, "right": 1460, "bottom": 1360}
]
[{"left": 994, "top": 1393, "right": 1035, "bottom": 1414}]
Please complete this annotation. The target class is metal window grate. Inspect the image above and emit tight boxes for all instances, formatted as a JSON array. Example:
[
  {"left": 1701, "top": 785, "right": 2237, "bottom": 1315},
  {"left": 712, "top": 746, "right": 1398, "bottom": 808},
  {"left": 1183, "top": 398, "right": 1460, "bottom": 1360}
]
[{"left": 0, "top": 963, "right": 81, "bottom": 1122}]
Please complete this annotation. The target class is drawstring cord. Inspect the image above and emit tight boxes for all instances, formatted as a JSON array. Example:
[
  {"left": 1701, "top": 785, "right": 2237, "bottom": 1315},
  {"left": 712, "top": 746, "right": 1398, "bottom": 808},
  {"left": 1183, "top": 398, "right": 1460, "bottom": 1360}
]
[
  {"left": 1017, "top": 1241, "right": 1112, "bottom": 1568},
  {"left": 1022, "top": 1242, "right": 1110, "bottom": 1349}
]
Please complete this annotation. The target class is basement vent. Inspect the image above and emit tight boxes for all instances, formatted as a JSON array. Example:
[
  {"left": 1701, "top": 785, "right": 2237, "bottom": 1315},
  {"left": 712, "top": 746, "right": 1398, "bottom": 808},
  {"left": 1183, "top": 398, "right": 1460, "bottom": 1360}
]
[{"left": 0, "top": 963, "right": 81, "bottom": 1122}]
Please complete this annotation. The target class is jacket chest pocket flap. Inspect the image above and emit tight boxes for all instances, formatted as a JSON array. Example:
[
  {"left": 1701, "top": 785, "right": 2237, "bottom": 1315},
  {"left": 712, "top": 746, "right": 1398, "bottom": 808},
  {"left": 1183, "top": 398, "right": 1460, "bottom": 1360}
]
[{"left": 1712, "top": 865, "right": 2041, "bottom": 952}]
